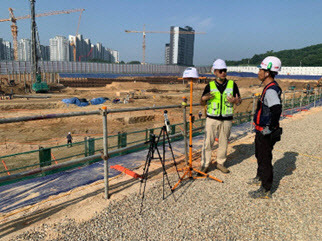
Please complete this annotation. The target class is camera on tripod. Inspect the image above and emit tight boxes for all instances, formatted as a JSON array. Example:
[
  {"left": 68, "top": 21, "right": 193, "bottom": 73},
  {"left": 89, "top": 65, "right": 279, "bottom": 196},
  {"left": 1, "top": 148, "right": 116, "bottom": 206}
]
[
  {"left": 139, "top": 109, "right": 180, "bottom": 213},
  {"left": 163, "top": 110, "right": 171, "bottom": 133}
]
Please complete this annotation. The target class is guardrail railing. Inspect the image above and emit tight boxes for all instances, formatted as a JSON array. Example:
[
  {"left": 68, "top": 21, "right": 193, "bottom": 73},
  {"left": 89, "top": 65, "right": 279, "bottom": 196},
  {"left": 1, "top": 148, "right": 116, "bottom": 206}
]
[{"left": 0, "top": 87, "right": 321, "bottom": 198}]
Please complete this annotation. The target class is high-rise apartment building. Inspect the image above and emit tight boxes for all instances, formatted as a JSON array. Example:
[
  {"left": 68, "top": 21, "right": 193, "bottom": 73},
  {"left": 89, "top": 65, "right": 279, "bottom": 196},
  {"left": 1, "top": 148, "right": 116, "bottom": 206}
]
[
  {"left": 165, "top": 26, "right": 195, "bottom": 66},
  {"left": 68, "top": 35, "right": 76, "bottom": 61},
  {"left": 18, "top": 38, "right": 31, "bottom": 61},
  {"left": 165, "top": 43, "right": 170, "bottom": 64},
  {"left": 0, "top": 38, "right": 13, "bottom": 60},
  {"left": 49, "top": 36, "right": 70, "bottom": 61},
  {"left": 110, "top": 49, "right": 119, "bottom": 63},
  {"left": 0, "top": 38, "right": 3, "bottom": 60},
  {"left": 87, "top": 42, "right": 119, "bottom": 63},
  {"left": 40, "top": 45, "right": 50, "bottom": 61},
  {"left": 94, "top": 42, "right": 103, "bottom": 60},
  {"left": 69, "top": 34, "right": 91, "bottom": 61},
  {"left": 83, "top": 38, "right": 92, "bottom": 61}
]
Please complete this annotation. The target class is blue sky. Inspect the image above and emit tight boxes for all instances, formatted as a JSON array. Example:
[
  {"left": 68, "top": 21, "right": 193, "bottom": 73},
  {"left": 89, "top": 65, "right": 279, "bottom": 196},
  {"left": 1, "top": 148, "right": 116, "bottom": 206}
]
[{"left": 0, "top": 0, "right": 321, "bottom": 65}]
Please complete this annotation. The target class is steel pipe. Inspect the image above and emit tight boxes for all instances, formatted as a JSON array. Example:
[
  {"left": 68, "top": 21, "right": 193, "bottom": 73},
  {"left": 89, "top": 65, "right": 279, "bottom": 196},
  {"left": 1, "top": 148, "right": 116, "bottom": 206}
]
[
  {"left": 13, "top": 95, "right": 51, "bottom": 99},
  {"left": 102, "top": 107, "right": 109, "bottom": 199}
]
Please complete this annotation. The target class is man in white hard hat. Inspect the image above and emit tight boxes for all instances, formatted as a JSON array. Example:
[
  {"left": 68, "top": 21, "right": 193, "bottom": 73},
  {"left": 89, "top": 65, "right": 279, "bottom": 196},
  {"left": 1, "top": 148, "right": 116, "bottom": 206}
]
[
  {"left": 248, "top": 56, "right": 283, "bottom": 199},
  {"left": 200, "top": 59, "right": 241, "bottom": 174}
]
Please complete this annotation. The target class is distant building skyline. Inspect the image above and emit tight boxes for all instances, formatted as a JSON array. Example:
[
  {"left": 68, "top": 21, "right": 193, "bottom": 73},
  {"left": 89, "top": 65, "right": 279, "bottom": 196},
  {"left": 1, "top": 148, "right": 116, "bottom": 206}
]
[
  {"left": 0, "top": 34, "right": 119, "bottom": 63},
  {"left": 69, "top": 34, "right": 119, "bottom": 63}
]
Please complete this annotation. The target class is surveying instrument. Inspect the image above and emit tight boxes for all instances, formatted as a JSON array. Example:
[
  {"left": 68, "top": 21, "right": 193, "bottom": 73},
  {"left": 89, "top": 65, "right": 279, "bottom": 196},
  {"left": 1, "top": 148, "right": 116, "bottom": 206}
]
[
  {"left": 172, "top": 68, "right": 223, "bottom": 191},
  {"left": 139, "top": 110, "right": 180, "bottom": 213}
]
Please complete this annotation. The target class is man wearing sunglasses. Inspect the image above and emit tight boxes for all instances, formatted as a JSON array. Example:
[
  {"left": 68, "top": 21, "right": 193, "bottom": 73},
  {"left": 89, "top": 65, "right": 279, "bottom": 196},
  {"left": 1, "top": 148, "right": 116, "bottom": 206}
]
[{"left": 200, "top": 59, "right": 241, "bottom": 174}]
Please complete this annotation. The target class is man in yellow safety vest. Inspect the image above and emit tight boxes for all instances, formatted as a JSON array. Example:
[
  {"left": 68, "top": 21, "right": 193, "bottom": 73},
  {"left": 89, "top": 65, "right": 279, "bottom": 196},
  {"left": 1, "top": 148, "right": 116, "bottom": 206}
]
[{"left": 200, "top": 59, "right": 241, "bottom": 174}]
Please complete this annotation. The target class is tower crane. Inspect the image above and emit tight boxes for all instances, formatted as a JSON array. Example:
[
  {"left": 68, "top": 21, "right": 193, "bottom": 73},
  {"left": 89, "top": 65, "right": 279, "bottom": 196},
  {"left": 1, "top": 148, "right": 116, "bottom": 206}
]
[
  {"left": 125, "top": 25, "right": 206, "bottom": 64},
  {"left": 0, "top": 8, "right": 85, "bottom": 61},
  {"left": 70, "top": 10, "right": 84, "bottom": 62}
]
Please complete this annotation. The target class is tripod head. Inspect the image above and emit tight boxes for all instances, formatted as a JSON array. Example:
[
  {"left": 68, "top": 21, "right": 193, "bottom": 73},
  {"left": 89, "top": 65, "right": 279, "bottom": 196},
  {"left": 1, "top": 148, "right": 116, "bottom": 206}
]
[
  {"left": 163, "top": 110, "right": 171, "bottom": 133},
  {"left": 144, "top": 133, "right": 156, "bottom": 144}
]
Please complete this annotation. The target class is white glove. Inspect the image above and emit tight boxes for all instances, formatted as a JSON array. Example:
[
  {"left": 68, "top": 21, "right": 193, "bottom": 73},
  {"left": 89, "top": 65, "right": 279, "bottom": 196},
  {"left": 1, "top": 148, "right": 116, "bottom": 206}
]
[{"left": 261, "top": 126, "right": 272, "bottom": 135}]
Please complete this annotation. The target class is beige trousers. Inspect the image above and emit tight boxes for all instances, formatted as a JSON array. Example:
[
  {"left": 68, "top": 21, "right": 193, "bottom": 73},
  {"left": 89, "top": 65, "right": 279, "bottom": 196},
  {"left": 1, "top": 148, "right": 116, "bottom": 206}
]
[{"left": 201, "top": 118, "right": 232, "bottom": 168}]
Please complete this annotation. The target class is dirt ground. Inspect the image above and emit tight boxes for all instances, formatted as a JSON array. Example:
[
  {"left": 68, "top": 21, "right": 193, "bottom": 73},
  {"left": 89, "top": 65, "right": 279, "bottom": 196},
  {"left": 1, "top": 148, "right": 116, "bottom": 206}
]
[
  {"left": 0, "top": 106, "right": 321, "bottom": 241},
  {"left": 0, "top": 76, "right": 318, "bottom": 157}
]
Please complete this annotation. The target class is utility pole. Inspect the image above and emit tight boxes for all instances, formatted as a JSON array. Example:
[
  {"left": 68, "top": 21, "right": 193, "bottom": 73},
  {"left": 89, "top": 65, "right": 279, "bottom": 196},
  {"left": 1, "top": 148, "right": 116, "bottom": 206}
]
[{"left": 30, "top": 0, "right": 37, "bottom": 92}]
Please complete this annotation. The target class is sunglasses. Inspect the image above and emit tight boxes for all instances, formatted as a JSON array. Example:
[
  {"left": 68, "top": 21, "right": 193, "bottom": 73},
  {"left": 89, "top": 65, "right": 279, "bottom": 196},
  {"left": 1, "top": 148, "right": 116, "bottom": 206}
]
[{"left": 218, "top": 69, "right": 227, "bottom": 74}]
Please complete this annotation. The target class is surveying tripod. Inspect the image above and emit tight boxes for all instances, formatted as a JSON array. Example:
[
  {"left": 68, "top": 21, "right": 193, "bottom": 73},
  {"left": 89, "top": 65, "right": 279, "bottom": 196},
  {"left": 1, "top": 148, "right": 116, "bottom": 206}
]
[{"left": 139, "top": 125, "right": 180, "bottom": 213}]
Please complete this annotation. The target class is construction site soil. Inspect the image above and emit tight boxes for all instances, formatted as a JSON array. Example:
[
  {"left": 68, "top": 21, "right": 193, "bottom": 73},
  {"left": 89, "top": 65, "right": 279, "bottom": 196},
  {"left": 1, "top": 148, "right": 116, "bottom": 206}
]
[
  {"left": 0, "top": 76, "right": 318, "bottom": 157},
  {"left": 1, "top": 106, "right": 321, "bottom": 240}
]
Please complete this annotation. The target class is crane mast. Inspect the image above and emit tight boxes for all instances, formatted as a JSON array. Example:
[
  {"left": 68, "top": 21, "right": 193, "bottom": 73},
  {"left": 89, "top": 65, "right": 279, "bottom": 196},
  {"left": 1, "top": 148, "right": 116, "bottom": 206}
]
[
  {"left": 71, "top": 10, "right": 84, "bottom": 62},
  {"left": 8, "top": 8, "right": 18, "bottom": 61}
]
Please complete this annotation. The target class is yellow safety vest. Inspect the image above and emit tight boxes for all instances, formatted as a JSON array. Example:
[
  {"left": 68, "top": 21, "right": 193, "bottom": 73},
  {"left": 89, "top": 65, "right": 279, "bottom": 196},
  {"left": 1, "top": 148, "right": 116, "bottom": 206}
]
[{"left": 207, "top": 80, "right": 234, "bottom": 117}]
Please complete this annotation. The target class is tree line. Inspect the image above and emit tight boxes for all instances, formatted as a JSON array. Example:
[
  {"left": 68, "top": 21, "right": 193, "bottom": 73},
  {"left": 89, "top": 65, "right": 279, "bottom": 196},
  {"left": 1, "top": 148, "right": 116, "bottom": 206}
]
[{"left": 226, "top": 43, "right": 322, "bottom": 67}]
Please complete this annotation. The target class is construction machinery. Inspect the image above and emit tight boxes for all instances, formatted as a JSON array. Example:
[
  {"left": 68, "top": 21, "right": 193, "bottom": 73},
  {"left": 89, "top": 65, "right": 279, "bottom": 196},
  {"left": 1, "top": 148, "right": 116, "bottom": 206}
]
[
  {"left": 0, "top": 8, "right": 84, "bottom": 61},
  {"left": 125, "top": 25, "right": 206, "bottom": 64},
  {"left": 29, "top": 0, "right": 48, "bottom": 93}
]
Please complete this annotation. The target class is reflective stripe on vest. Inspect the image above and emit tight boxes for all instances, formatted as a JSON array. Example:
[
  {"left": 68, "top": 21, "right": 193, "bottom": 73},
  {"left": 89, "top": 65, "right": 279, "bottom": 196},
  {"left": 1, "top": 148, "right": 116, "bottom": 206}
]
[{"left": 207, "top": 80, "right": 234, "bottom": 117}]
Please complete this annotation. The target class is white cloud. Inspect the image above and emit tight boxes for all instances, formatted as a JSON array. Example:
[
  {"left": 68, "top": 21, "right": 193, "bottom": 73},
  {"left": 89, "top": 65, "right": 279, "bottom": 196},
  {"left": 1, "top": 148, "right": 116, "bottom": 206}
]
[
  {"left": 181, "top": 16, "right": 214, "bottom": 31},
  {"left": 197, "top": 17, "right": 214, "bottom": 29}
]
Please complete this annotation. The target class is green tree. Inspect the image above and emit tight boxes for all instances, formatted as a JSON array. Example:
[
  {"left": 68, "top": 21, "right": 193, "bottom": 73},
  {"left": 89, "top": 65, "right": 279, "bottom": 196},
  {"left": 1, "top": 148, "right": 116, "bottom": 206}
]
[
  {"left": 89, "top": 59, "right": 112, "bottom": 63},
  {"left": 127, "top": 61, "right": 141, "bottom": 64}
]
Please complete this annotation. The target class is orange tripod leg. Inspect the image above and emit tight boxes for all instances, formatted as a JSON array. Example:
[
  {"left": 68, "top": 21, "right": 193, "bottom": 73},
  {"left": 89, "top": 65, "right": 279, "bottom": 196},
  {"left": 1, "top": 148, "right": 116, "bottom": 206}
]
[
  {"left": 193, "top": 168, "right": 223, "bottom": 183},
  {"left": 171, "top": 168, "right": 189, "bottom": 190}
]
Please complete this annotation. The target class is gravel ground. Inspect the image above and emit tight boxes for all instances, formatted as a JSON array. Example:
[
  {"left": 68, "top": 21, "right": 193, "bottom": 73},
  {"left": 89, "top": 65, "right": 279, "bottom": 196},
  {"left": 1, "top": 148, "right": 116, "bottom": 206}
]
[{"left": 12, "top": 108, "right": 322, "bottom": 241}]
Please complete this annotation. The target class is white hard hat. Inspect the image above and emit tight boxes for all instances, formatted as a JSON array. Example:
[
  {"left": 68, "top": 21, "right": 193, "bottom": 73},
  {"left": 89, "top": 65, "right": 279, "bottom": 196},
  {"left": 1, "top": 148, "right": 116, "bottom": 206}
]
[
  {"left": 258, "top": 56, "right": 282, "bottom": 72},
  {"left": 211, "top": 59, "right": 227, "bottom": 73},
  {"left": 183, "top": 67, "right": 199, "bottom": 79},
  {"left": 68, "top": 132, "right": 71, "bottom": 134}
]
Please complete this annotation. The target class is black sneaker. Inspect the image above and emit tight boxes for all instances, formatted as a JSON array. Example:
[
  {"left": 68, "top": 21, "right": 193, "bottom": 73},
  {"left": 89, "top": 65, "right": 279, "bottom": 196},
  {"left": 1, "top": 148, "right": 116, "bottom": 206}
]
[
  {"left": 249, "top": 186, "right": 272, "bottom": 199},
  {"left": 247, "top": 177, "right": 261, "bottom": 186}
]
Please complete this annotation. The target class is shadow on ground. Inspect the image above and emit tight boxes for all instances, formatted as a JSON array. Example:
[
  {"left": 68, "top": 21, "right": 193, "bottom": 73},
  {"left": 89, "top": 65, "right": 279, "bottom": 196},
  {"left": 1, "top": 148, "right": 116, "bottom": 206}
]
[
  {"left": 225, "top": 143, "right": 255, "bottom": 168},
  {"left": 204, "top": 142, "right": 255, "bottom": 172},
  {"left": 0, "top": 160, "right": 182, "bottom": 240},
  {"left": 272, "top": 151, "right": 298, "bottom": 194}
]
